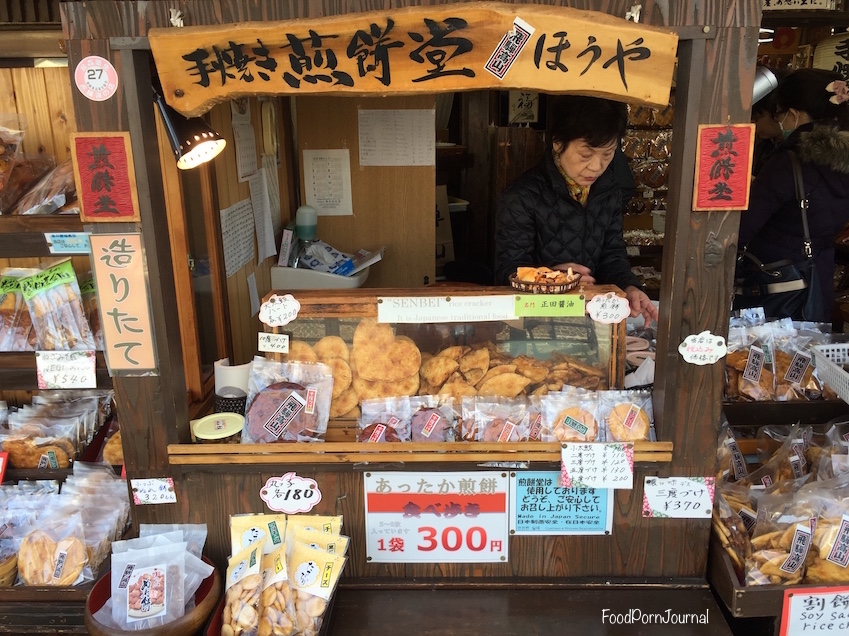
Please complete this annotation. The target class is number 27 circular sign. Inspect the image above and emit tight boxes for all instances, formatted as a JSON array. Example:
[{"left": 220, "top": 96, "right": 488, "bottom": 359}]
[{"left": 74, "top": 56, "right": 119, "bottom": 102}]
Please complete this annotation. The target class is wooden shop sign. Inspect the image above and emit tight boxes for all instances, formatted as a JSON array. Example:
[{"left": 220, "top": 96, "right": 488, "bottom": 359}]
[
  {"left": 70, "top": 132, "right": 140, "bottom": 222},
  {"left": 149, "top": 2, "right": 678, "bottom": 117},
  {"left": 693, "top": 124, "right": 756, "bottom": 211}
]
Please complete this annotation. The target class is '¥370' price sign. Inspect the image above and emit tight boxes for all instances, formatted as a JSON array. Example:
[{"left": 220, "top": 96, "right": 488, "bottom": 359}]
[{"left": 364, "top": 471, "right": 509, "bottom": 563}]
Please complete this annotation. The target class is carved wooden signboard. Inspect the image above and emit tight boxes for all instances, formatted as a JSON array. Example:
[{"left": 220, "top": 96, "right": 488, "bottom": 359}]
[{"left": 149, "top": 2, "right": 678, "bottom": 117}]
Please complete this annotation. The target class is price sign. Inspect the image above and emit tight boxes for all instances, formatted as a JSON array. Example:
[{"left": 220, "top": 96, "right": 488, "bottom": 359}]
[
  {"left": 586, "top": 292, "right": 630, "bottom": 324},
  {"left": 780, "top": 586, "right": 849, "bottom": 635},
  {"left": 678, "top": 330, "right": 727, "bottom": 365},
  {"left": 258, "top": 332, "right": 290, "bottom": 354},
  {"left": 642, "top": 476, "right": 715, "bottom": 518},
  {"left": 130, "top": 477, "right": 178, "bottom": 505},
  {"left": 364, "top": 471, "right": 509, "bottom": 563},
  {"left": 0, "top": 452, "right": 7, "bottom": 485},
  {"left": 260, "top": 472, "right": 322, "bottom": 514},
  {"left": 561, "top": 442, "right": 634, "bottom": 490},
  {"left": 509, "top": 471, "right": 613, "bottom": 535},
  {"left": 259, "top": 293, "right": 301, "bottom": 327},
  {"left": 514, "top": 294, "right": 585, "bottom": 318},
  {"left": 35, "top": 350, "right": 97, "bottom": 389}
]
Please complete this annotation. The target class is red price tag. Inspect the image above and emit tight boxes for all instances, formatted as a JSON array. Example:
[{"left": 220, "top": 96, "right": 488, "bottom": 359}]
[{"left": 0, "top": 452, "right": 8, "bottom": 484}]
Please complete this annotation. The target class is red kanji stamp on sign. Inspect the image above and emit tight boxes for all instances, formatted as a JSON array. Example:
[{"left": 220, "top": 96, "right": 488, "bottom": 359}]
[
  {"left": 693, "top": 123, "right": 755, "bottom": 211},
  {"left": 71, "top": 132, "right": 140, "bottom": 222}
]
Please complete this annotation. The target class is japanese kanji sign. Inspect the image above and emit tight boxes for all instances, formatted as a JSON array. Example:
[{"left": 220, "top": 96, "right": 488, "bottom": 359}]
[
  {"left": 641, "top": 476, "right": 715, "bottom": 519},
  {"left": 89, "top": 233, "right": 157, "bottom": 373},
  {"left": 780, "top": 586, "right": 849, "bottom": 635},
  {"left": 70, "top": 132, "right": 140, "bottom": 222},
  {"left": 35, "top": 350, "right": 97, "bottom": 389},
  {"left": 509, "top": 471, "right": 612, "bottom": 535},
  {"left": 693, "top": 124, "right": 755, "bottom": 211},
  {"left": 260, "top": 472, "right": 322, "bottom": 514},
  {"left": 561, "top": 442, "right": 634, "bottom": 490},
  {"left": 131, "top": 477, "right": 178, "bottom": 505},
  {"left": 149, "top": 2, "right": 678, "bottom": 118},
  {"left": 364, "top": 471, "right": 509, "bottom": 563},
  {"left": 514, "top": 294, "right": 585, "bottom": 318}
]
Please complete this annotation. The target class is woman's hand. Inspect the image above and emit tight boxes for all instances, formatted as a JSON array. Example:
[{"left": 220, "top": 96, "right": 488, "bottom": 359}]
[
  {"left": 625, "top": 285, "right": 658, "bottom": 329},
  {"left": 552, "top": 263, "right": 595, "bottom": 285}
]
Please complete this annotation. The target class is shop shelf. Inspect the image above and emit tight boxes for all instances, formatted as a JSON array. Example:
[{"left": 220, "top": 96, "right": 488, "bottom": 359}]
[
  {"left": 0, "top": 351, "right": 111, "bottom": 391},
  {"left": 0, "top": 214, "right": 85, "bottom": 257}
]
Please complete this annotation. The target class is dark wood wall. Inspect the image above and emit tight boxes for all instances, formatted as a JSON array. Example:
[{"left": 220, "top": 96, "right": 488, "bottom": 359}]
[{"left": 61, "top": 0, "right": 760, "bottom": 581}]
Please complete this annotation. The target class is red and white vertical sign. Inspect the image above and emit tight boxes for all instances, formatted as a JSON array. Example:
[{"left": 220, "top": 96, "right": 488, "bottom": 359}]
[{"left": 364, "top": 471, "right": 509, "bottom": 563}]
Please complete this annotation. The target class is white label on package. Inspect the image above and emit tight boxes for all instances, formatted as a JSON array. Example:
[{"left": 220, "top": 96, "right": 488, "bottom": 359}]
[
  {"left": 259, "top": 293, "right": 301, "bottom": 327},
  {"left": 258, "top": 332, "right": 290, "bottom": 354},
  {"left": 678, "top": 331, "right": 727, "bottom": 365},
  {"left": 784, "top": 350, "right": 812, "bottom": 383},
  {"left": 260, "top": 472, "right": 322, "bottom": 514},
  {"left": 377, "top": 295, "right": 516, "bottom": 323},
  {"left": 641, "top": 476, "right": 715, "bottom": 519},
  {"left": 561, "top": 442, "right": 634, "bottom": 490},
  {"left": 484, "top": 16, "right": 535, "bottom": 79},
  {"left": 742, "top": 345, "right": 765, "bottom": 382},
  {"left": 585, "top": 292, "right": 630, "bottom": 324}
]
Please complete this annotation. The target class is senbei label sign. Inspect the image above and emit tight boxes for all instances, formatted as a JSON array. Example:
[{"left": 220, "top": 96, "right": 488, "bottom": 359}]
[{"left": 364, "top": 471, "right": 509, "bottom": 563}]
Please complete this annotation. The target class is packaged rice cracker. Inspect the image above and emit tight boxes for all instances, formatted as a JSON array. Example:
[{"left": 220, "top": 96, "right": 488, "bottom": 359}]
[{"left": 222, "top": 542, "right": 262, "bottom": 636}]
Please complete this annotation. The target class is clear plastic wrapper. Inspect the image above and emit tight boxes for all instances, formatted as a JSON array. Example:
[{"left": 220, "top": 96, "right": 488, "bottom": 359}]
[
  {"left": 284, "top": 515, "right": 343, "bottom": 556},
  {"left": 0, "top": 153, "right": 53, "bottom": 214},
  {"left": 17, "top": 510, "right": 92, "bottom": 586},
  {"left": 725, "top": 325, "right": 775, "bottom": 402},
  {"left": 716, "top": 421, "right": 749, "bottom": 483},
  {"left": 258, "top": 546, "right": 298, "bottom": 636},
  {"left": 110, "top": 542, "right": 187, "bottom": 629},
  {"left": 13, "top": 158, "right": 75, "bottom": 215},
  {"left": 463, "top": 396, "right": 529, "bottom": 442},
  {"left": 742, "top": 425, "right": 808, "bottom": 488},
  {"left": 139, "top": 523, "right": 208, "bottom": 559},
  {"left": 0, "top": 422, "right": 78, "bottom": 468},
  {"left": 287, "top": 542, "right": 346, "bottom": 636},
  {"left": 540, "top": 390, "right": 601, "bottom": 441},
  {"left": 20, "top": 260, "right": 95, "bottom": 351},
  {"left": 357, "top": 396, "right": 411, "bottom": 442},
  {"left": 222, "top": 542, "right": 262, "bottom": 636},
  {"left": 229, "top": 514, "right": 287, "bottom": 556},
  {"left": 597, "top": 389, "right": 653, "bottom": 442},
  {"left": 290, "top": 527, "right": 350, "bottom": 557},
  {"left": 771, "top": 321, "right": 815, "bottom": 401},
  {"left": 0, "top": 114, "right": 26, "bottom": 200},
  {"left": 243, "top": 358, "right": 333, "bottom": 443},
  {"left": 713, "top": 491, "right": 753, "bottom": 581},
  {"left": 78, "top": 275, "right": 104, "bottom": 350},
  {"left": 0, "top": 268, "right": 38, "bottom": 351}
]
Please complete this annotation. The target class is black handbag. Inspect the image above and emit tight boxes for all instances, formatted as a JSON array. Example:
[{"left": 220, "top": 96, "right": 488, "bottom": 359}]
[{"left": 733, "top": 151, "right": 824, "bottom": 321}]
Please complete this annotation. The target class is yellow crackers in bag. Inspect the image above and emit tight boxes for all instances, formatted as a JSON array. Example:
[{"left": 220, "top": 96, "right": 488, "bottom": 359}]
[
  {"left": 230, "top": 513, "right": 287, "bottom": 555},
  {"left": 291, "top": 527, "right": 350, "bottom": 557},
  {"left": 288, "top": 542, "right": 347, "bottom": 636},
  {"left": 283, "top": 514, "right": 342, "bottom": 554},
  {"left": 258, "top": 546, "right": 297, "bottom": 636},
  {"left": 222, "top": 543, "right": 262, "bottom": 636}
]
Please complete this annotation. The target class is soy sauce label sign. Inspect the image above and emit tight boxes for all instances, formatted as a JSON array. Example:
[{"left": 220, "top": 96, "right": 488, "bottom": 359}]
[
  {"left": 260, "top": 472, "right": 322, "bottom": 514},
  {"left": 642, "top": 476, "right": 715, "bottom": 518},
  {"left": 780, "top": 585, "right": 849, "bottom": 635}
]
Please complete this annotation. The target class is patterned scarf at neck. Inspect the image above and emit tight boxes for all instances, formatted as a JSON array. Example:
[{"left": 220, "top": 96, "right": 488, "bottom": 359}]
[{"left": 553, "top": 148, "right": 589, "bottom": 205}]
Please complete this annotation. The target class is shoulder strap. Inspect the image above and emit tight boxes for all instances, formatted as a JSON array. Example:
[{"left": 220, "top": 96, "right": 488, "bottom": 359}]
[{"left": 788, "top": 150, "right": 813, "bottom": 259}]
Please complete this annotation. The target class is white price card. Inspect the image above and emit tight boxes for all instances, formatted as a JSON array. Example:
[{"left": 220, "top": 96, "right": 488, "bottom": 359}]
[
  {"left": 641, "top": 476, "right": 715, "bottom": 518},
  {"left": 260, "top": 472, "right": 322, "bottom": 514},
  {"left": 585, "top": 292, "right": 630, "bottom": 324},
  {"left": 131, "top": 478, "right": 177, "bottom": 505},
  {"left": 780, "top": 586, "right": 849, "bottom": 635},
  {"left": 259, "top": 293, "right": 301, "bottom": 327},
  {"left": 561, "top": 442, "right": 634, "bottom": 490},
  {"left": 364, "top": 471, "right": 509, "bottom": 563},
  {"left": 35, "top": 350, "right": 97, "bottom": 389},
  {"left": 678, "top": 330, "right": 727, "bottom": 365},
  {"left": 258, "top": 332, "right": 289, "bottom": 354}
]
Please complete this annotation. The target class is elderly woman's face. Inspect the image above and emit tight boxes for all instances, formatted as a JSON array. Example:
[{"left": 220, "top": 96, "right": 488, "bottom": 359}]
[{"left": 555, "top": 138, "right": 617, "bottom": 187}]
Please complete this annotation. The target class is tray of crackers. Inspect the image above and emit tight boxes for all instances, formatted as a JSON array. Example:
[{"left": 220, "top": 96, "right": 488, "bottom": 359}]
[{"left": 510, "top": 266, "right": 581, "bottom": 294}]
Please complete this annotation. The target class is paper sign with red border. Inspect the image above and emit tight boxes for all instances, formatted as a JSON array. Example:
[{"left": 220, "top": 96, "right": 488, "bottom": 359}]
[
  {"left": 780, "top": 585, "right": 849, "bottom": 635},
  {"left": 693, "top": 123, "right": 755, "bottom": 211},
  {"left": 0, "top": 452, "right": 8, "bottom": 485},
  {"left": 71, "top": 132, "right": 141, "bottom": 222}
]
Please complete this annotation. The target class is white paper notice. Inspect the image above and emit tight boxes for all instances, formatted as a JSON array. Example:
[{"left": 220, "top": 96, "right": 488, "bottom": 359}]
[
  {"left": 220, "top": 199, "right": 255, "bottom": 277},
  {"left": 233, "top": 123, "right": 258, "bottom": 182},
  {"left": 303, "top": 149, "right": 353, "bottom": 216},
  {"left": 35, "top": 350, "right": 97, "bottom": 389},
  {"left": 247, "top": 272, "right": 260, "bottom": 316},
  {"left": 248, "top": 170, "right": 277, "bottom": 263},
  {"left": 377, "top": 295, "right": 516, "bottom": 323},
  {"left": 358, "top": 109, "right": 435, "bottom": 166},
  {"left": 262, "top": 154, "right": 282, "bottom": 238},
  {"left": 642, "top": 476, "right": 715, "bottom": 519},
  {"left": 561, "top": 442, "right": 635, "bottom": 490}
]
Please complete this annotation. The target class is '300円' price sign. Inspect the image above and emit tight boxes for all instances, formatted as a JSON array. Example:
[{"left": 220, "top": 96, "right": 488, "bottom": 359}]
[{"left": 364, "top": 471, "right": 509, "bottom": 563}]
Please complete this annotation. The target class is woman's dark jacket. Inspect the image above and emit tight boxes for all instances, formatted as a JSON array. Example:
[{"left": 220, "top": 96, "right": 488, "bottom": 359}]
[
  {"left": 494, "top": 151, "right": 641, "bottom": 290},
  {"left": 739, "top": 122, "right": 849, "bottom": 319}
]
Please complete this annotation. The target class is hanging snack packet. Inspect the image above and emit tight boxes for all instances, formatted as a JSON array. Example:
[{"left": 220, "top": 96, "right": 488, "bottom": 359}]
[
  {"left": 258, "top": 546, "right": 297, "bottom": 636},
  {"left": 598, "top": 389, "right": 653, "bottom": 442},
  {"left": 409, "top": 395, "right": 456, "bottom": 442},
  {"left": 222, "top": 542, "right": 263, "bottom": 636},
  {"left": 229, "top": 514, "right": 287, "bottom": 556},
  {"left": 20, "top": 260, "right": 95, "bottom": 351},
  {"left": 243, "top": 358, "right": 334, "bottom": 443},
  {"left": 541, "top": 391, "right": 601, "bottom": 442},
  {"left": 358, "top": 396, "right": 412, "bottom": 442},
  {"left": 288, "top": 542, "right": 347, "bottom": 636}
]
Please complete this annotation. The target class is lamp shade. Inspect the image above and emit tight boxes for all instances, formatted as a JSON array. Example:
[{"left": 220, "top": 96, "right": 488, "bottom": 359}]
[{"left": 154, "top": 91, "right": 225, "bottom": 169}]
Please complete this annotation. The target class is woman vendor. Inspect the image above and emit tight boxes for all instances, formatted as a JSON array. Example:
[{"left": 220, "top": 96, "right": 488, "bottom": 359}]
[{"left": 495, "top": 95, "right": 657, "bottom": 327}]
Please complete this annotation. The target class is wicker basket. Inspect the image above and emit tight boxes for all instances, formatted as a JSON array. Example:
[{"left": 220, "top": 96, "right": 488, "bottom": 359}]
[{"left": 509, "top": 272, "right": 581, "bottom": 294}]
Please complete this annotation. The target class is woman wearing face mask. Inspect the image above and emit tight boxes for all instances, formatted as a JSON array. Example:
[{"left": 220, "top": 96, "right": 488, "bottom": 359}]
[
  {"left": 738, "top": 68, "right": 849, "bottom": 322},
  {"left": 495, "top": 95, "right": 657, "bottom": 328}
]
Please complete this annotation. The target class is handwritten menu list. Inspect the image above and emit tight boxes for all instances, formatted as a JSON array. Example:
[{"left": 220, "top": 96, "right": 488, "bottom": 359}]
[{"left": 561, "top": 442, "right": 634, "bottom": 490}]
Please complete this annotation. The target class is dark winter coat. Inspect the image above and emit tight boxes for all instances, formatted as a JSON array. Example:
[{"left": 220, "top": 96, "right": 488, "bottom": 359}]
[
  {"left": 738, "top": 122, "right": 849, "bottom": 320},
  {"left": 494, "top": 151, "right": 641, "bottom": 290}
]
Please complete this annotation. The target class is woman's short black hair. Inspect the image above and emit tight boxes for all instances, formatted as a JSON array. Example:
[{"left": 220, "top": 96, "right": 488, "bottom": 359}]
[
  {"left": 548, "top": 95, "right": 628, "bottom": 149},
  {"left": 776, "top": 68, "right": 849, "bottom": 126}
]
